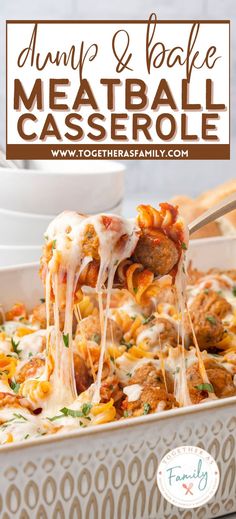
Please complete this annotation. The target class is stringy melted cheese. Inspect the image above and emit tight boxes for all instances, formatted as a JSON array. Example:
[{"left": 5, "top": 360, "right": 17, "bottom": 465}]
[{"left": 44, "top": 211, "right": 139, "bottom": 410}]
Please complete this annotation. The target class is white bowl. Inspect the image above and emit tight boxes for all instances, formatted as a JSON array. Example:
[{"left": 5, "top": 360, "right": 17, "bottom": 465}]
[
  {"left": 0, "top": 208, "right": 53, "bottom": 246},
  {"left": 0, "top": 245, "right": 42, "bottom": 267},
  {"left": 0, "top": 161, "right": 124, "bottom": 215},
  {"left": 0, "top": 201, "right": 123, "bottom": 248}
]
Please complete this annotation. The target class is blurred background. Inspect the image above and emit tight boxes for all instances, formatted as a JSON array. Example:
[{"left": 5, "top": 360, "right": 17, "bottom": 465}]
[{"left": 0, "top": 0, "right": 235, "bottom": 266}]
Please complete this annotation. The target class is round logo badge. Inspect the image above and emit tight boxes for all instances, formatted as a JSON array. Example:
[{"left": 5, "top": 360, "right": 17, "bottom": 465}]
[{"left": 157, "top": 445, "right": 219, "bottom": 509}]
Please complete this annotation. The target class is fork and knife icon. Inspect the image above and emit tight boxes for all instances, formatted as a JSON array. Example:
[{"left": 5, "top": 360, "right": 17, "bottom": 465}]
[{"left": 182, "top": 483, "right": 194, "bottom": 495}]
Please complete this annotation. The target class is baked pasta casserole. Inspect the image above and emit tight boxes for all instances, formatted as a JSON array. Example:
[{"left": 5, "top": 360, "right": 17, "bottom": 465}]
[{"left": 1, "top": 204, "right": 236, "bottom": 445}]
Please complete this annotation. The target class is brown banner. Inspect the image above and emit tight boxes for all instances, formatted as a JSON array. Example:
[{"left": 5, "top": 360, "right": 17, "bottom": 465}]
[{"left": 6, "top": 144, "right": 230, "bottom": 160}]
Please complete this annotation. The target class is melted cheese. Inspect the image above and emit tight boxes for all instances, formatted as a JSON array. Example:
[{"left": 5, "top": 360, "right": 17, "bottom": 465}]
[
  {"left": 44, "top": 211, "right": 139, "bottom": 410},
  {"left": 18, "top": 330, "right": 46, "bottom": 360},
  {"left": 123, "top": 384, "right": 142, "bottom": 402},
  {"left": 137, "top": 323, "right": 165, "bottom": 345}
]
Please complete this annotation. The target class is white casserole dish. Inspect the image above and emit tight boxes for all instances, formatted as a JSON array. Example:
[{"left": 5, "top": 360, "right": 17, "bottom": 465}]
[
  {"left": 0, "top": 245, "right": 42, "bottom": 267},
  {"left": 0, "top": 237, "right": 236, "bottom": 519}
]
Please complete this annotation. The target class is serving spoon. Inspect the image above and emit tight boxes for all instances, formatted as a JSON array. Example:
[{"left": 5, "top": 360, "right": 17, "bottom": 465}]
[{"left": 189, "top": 192, "right": 236, "bottom": 235}]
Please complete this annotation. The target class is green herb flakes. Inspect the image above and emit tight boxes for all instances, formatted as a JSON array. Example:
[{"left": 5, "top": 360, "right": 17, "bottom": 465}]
[
  {"left": 143, "top": 403, "right": 151, "bottom": 415},
  {"left": 91, "top": 333, "right": 100, "bottom": 344},
  {"left": 194, "top": 383, "right": 214, "bottom": 393},
  {"left": 62, "top": 333, "right": 69, "bottom": 348},
  {"left": 11, "top": 338, "right": 22, "bottom": 356},
  {"left": 10, "top": 380, "right": 20, "bottom": 394},
  {"left": 206, "top": 316, "right": 217, "bottom": 325}
]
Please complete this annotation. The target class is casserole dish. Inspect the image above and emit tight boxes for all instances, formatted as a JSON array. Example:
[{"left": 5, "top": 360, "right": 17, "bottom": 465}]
[{"left": 0, "top": 237, "right": 236, "bottom": 519}]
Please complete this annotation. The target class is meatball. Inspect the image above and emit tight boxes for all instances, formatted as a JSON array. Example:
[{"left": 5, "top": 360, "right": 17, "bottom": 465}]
[
  {"left": 137, "top": 316, "right": 178, "bottom": 349},
  {"left": 16, "top": 353, "right": 92, "bottom": 396},
  {"left": 0, "top": 392, "right": 34, "bottom": 412},
  {"left": 81, "top": 224, "right": 99, "bottom": 260},
  {"left": 77, "top": 315, "right": 123, "bottom": 344},
  {"left": 122, "top": 385, "right": 177, "bottom": 416},
  {"left": 73, "top": 353, "right": 92, "bottom": 394},
  {"left": 186, "top": 290, "right": 231, "bottom": 350},
  {"left": 16, "top": 357, "right": 45, "bottom": 384},
  {"left": 130, "top": 363, "right": 174, "bottom": 393},
  {"left": 132, "top": 229, "right": 179, "bottom": 276},
  {"left": 121, "top": 362, "right": 177, "bottom": 416},
  {"left": 186, "top": 312, "right": 224, "bottom": 350},
  {"left": 204, "top": 359, "right": 236, "bottom": 398},
  {"left": 187, "top": 359, "right": 236, "bottom": 404},
  {"left": 33, "top": 303, "right": 77, "bottom": 332},
  {"left": 190, "top": 290, "right": 231, "bottom": 320},
  {"left": 100, "top": 374, "right": 123, "bottom": 403}
]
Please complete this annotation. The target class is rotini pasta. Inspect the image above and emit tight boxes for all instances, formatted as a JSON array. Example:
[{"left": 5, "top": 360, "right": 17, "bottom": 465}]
[
  {"left": 0, "top": 354, "right": 17, "bottom": 379},
  {"left": 19, "top": 380, "right": 52, "bottom": 404}
]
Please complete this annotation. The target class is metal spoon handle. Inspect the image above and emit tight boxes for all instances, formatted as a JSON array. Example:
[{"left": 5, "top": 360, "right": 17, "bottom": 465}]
[{"left": 189, "top": 192, "right": 236, "bottom": 235}]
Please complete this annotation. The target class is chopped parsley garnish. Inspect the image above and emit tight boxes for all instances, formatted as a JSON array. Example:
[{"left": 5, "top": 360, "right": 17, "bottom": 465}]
[
  {"left": 91, "top": 333, "right": 100, "bottom": 344},
  {"left": 232, "top": 286, "right": 236, "bottom": 297},
  {"left": 44, "top": 234, "right": 48, "bottom": 241},
  {"left": 206, "top": 316, "right": 217, "bottom": 325},
  {"left": 60, "top": 403, "right": 92, "bottom": 418},
  {"left": 204, "top": 289, "right": 209, "bottom": 295},
  {"left": 40, "top": 298, "right": 45, "bottom": 303},
  {"left": 47, "top": 414, "right": 64, "bottom": 422},
  {"left": 62, "top": 333, "right": 69, "bottom": 348},
  {"left": 10, "top": 380, "right": 20, "bottom": 394},
  {"left": 194, "top": 383, "right": 214, "bottom": 393},
  {"left": 133, "top": 287, "right": 138, "bottom": 294},
  {"left": 13, "top": 413, "right": 28, "bottom": 421},
  {"left": 143, "top": 403, "right": 151, "bottom": 415},
  {"left": 143, "top": 315, "right": 155, "bottom": 325},
  {"left": 24, "top": 434, "right": 30, "bottom": 440},
  {"left": 81, "top": 403, "right": 92, "bottom": 416},
  {"left": 126, "top": 372, "right": 132, "bottom": 378},
  {"left": 181, "top": 242, "right": 187, "bottom": 250},
  {"left": 123, "top": 410, "right": 129, "bottom": 418},
  {"left": 114, "top": 259, "right": 119, "bottom": 266},
  {"left": 28, "top": 352, "right": 33, "bottom": 358},
  {"left": 11, "top": 338, "right": 22, "bottom": 355},
  {"left": 120, "top": 338, "right": 133, "bottom": 350},
  {"left": 52, "top": 239, "right": 57, "bottom": 250},
  {"left": 110, "top": 356, "right": 115, "bottom": 363}
]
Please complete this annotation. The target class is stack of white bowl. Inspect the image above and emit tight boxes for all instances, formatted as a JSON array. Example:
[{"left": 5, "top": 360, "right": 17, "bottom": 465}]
[{"left": 0, "top": 160, "right": 124, "bottom": 267}]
